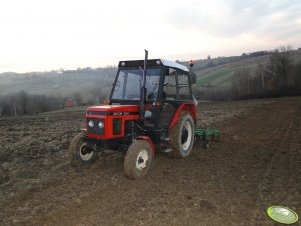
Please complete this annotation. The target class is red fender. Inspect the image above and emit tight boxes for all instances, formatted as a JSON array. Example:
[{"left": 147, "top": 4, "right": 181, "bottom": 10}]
[
  {"left": 137, "top": 136, "right": 155, "bottom": 157},
  {"left": 169, "top": 103, "right": 197, "bottom": 129}
]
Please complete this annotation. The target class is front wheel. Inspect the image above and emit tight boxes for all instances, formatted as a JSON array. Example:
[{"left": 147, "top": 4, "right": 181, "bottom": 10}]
[
  {"left": 124, "top": 140, "right": 153, "bottom": 179},
  {"left": 68, "top": 132, "right": 97, "bottom": 167}
]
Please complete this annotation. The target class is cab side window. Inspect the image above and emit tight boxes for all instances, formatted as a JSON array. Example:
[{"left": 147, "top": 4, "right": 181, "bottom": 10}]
[
  {"left": 178, "top": 73, "right": 192, "bottom": 100},
  {"left": 163, "top": 69, "right": 177, "bottom": 100}
]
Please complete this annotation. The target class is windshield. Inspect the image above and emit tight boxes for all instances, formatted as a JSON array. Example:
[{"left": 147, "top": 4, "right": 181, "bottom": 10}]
[{"left": 111, "top": 68, "right": 161, "bottom": 101}]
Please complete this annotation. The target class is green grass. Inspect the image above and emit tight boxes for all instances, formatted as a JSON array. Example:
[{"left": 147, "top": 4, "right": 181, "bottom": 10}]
[{"left": 196, "top": 70, "right": 233, "bottom": 87}]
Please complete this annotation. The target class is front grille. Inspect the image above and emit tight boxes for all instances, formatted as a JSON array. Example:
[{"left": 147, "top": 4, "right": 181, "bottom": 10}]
[
  {"left": 87, "top": 118, "right": 105, "bottom": 135},
  {"left": 113, "top": 118, "right": 122, "bottom": 135}
]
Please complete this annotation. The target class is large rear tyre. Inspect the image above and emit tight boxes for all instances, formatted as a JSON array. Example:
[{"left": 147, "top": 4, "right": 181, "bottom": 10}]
[
  {"left": 169, "top": 111, "right": 195, "bottom": 158},
  {"left": 124, "top": 140, "right": 153, "bottom": 179},
  {"left": 68, "top": 132, "right": 97, "bottom": 167}
]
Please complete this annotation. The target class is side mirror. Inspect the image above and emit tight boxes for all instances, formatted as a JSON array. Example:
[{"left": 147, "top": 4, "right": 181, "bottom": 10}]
[{"left": 190, "top": 72, "right": 196, "bottom": 84}]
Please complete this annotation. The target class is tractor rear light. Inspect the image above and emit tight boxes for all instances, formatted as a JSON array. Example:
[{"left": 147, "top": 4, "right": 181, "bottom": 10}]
[{"left": 121, "top": 62, "right": 125, "bottom": 66}]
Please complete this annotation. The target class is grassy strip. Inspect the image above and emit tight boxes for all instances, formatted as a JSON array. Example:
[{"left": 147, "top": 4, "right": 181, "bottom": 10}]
[{"left": 196, "top": 70, "right": 231, "bottom": 86}]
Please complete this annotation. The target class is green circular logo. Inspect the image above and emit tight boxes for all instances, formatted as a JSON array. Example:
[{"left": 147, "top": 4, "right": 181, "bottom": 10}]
[{"left": 267, "top": 206, "right": 299, "bottom": 224}]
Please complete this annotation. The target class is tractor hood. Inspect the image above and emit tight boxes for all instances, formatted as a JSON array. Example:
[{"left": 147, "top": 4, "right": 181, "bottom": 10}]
[{"left": 87, "top": 105, "right": 139, "bottom": 114}]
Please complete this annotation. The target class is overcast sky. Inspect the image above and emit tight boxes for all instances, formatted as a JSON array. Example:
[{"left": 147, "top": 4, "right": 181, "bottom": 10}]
[{"left": 0, "top": 0, "right": 300, "bottom": 73}]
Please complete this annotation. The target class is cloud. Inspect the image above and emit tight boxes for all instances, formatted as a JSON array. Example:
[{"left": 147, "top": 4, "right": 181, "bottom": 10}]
[
  {"left": 0, "top": 0, "right": 300, "bottom": 72},
  {"left": 165, "top": 0, "right": 301, "bottom": 38}
]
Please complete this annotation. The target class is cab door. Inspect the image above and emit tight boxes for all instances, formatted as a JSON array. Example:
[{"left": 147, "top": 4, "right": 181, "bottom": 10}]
[
  {"left": 160, "top": 68, "right": 178, "bottom": 128},
  {"left": 160, "top": 68, "right": 193, "bottom": 128}
]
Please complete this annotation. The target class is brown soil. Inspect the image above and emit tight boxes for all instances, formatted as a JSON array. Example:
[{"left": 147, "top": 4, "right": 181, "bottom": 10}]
[{"left": 0, "top": 97, "right": 300, "bottom": 226}]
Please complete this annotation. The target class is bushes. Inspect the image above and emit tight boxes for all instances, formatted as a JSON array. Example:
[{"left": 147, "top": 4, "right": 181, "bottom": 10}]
[
  {"left": 196, "top": 46, "right": 301, "bottom": 101},
  {"left": 231, "top": 46, "right": 301, "bottom": 99},
  {"left": 0, "top": 91, "right": 64, "bottom": 116}
]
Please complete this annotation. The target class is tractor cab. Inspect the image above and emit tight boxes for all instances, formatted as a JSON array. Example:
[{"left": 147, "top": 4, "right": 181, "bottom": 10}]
[
  {"left": 69, "top": 54, "right": 198, "bottom": 179},
  {"left": 110, "top": 59, "right": 196, "bottom": 129}
]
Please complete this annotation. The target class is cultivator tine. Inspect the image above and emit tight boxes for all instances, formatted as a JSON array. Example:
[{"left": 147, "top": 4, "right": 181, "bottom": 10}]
[{"left": 194, "top": 128, "right": 221, "bottom": 149}]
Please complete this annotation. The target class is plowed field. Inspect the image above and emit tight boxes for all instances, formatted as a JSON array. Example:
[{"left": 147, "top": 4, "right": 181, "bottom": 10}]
[{"left": 1, "top": 97, "right": 300, "bottom": 226}]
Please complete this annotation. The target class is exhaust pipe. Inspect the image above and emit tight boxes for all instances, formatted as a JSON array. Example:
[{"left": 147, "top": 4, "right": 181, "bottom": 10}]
[{"left": 140, "top": 50, "right": 148, "bottom": 120}]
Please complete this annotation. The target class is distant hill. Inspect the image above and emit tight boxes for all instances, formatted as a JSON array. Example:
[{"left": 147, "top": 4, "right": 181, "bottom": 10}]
[
  {"left": 0, "top": 67, "right": 117, "bottom": 100},
  {"left": 185, "top": 50, "right": 301, "bottom": 88},
  {"left": 1, "top": 49, "right": 300, "bottom": 99}
]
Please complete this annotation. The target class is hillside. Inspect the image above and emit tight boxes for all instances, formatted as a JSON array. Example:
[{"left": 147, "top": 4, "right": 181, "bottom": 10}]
[
  {"left": 191, "top": 50, "right": 301, "bottom": 88},
  {"left": 0, "top": 68, "right": 117, "bottom": 99},
  {"left": 0, "top": 50, "right": 300, "bottom": 99}
]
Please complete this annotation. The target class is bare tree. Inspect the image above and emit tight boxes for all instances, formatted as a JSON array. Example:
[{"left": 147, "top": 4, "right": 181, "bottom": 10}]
[
  {"left": 292, "top": 61, "right": 301, "bottom": 95},
  {"left": 0, "top": 91, "right": 67, "bottom": 116},
  {"left": 73, "top": 92, "right": 83, "bottom": 106},
  {"left": 255, "top": 64, "right": 266, "bottom": 98},
  {"left": 18, "top": 90, "right": 28, "bottom": 114},
  {"left": 267, "top": 46, "right": 294, "bottom": 95}
]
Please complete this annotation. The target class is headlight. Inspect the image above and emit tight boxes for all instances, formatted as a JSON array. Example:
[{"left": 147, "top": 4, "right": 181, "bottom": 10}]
[
  {"left": 88, "top": 120, "right": 94, "bottom": 127},
  {"left": 98, "top": 121, "right": 104, "bottom": 128}
]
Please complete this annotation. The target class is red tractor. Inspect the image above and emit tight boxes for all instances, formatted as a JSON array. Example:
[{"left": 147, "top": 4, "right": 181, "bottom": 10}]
[{"left": 69, "top": 51, "right": 198, "bottom": 179}]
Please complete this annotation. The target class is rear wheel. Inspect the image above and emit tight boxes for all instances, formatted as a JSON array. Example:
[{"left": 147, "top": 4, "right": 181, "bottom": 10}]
[
  {"left": 69, "top": 132, "right": 97, "bottom": 167},
  {"left": 169, "top": 111, "right": 195, "bottom": 158},
  {"left": 124, "top": 140, "right": 153, "bottom": 179}
]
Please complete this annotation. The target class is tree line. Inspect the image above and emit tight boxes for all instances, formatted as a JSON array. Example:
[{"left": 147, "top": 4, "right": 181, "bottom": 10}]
[
  {"left": 194, "top": 46, "right": 301, "bottom": 100},
  {"left": 0, "top": 90, "right": 109, "bottom": 116},
  {"left": 0, "top": 91, "right": 63, "bottom": 115},
  {"left": 232, "top": 46, "right": 301, "bottom": 99},
  {"left": 1, "top": 46, "right": 300, "bottom": 115}
]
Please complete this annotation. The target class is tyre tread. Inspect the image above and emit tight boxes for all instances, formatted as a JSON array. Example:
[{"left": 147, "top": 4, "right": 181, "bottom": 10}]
[
  {"left": 169, "top": 111, "right": 195, "bottom": 158},
  {"left": 124, "top": 140, "right": 152, "bottom": 179}
]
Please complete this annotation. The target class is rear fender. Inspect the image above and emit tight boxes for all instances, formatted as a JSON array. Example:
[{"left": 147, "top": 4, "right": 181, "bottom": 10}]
[{"left": 169, "top": 103, "right": 197, "bottom": 129}]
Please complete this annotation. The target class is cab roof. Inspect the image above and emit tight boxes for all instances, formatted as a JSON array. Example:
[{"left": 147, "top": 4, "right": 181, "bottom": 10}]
[{"left": 118, "top": 59, "right": 189, "bottom": 72}]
